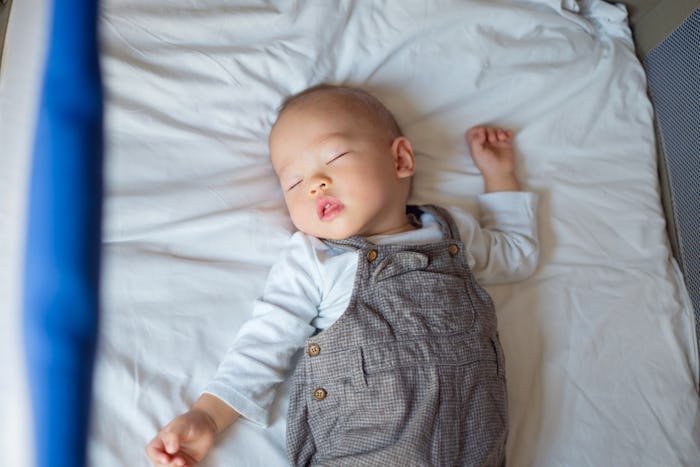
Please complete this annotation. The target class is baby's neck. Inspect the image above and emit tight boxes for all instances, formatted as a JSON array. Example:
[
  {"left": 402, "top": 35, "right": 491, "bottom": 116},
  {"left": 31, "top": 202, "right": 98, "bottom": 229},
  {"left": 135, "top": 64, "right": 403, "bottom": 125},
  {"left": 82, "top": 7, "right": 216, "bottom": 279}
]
[
  {"left": 359, "top": 210, "right": 420, "bottom": 239},
  {"left": 373, "top": 222, "right": 417, "bottom": 237}
]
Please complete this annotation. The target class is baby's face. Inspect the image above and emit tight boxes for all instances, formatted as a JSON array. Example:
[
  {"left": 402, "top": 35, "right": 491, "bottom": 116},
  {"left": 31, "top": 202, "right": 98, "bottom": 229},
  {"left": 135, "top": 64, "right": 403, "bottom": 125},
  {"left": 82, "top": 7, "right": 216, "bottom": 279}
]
[{"left": 269, "top": 93, "right": 415, "bottom": 240}]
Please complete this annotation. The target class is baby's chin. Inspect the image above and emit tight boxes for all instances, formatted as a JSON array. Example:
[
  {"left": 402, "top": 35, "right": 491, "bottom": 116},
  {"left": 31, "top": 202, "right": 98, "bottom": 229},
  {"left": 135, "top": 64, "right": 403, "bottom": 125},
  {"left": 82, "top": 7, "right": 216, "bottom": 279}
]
[
  {"left": 295, "top": 222, "right": 360, "bottom": 241},
  {"left": 298, "top": 228, "right": 356, "bottom": 241}
]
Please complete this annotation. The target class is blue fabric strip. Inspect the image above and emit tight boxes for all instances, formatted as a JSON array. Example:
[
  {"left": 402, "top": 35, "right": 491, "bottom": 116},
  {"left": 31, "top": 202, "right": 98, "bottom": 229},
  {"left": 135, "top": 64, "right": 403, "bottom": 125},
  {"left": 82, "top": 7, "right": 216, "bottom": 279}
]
[{"left": 22, "top": 1, "right": 103, "bottom": 466}]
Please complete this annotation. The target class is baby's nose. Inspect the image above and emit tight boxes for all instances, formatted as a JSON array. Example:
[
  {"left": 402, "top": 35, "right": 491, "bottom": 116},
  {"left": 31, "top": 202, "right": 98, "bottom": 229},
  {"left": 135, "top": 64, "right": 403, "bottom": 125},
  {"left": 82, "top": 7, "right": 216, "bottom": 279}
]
[{"left": 309, "top": 178, "right": 329, "bottom": 195}]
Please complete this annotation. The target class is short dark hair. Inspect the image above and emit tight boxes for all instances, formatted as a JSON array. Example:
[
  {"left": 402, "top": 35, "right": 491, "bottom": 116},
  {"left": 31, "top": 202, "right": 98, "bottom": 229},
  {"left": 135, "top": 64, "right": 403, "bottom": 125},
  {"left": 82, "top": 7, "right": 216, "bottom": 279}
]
[{"left": 275, "top": 83, "right": 403, "bottom": 138}]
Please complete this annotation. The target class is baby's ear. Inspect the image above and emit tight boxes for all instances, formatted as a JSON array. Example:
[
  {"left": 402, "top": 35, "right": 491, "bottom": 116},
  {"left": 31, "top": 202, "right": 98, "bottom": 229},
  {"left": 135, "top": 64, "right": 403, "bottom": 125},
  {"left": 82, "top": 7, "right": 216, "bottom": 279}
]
[{"left": 392, "top": 137, "right": 416, "bottom": 179}]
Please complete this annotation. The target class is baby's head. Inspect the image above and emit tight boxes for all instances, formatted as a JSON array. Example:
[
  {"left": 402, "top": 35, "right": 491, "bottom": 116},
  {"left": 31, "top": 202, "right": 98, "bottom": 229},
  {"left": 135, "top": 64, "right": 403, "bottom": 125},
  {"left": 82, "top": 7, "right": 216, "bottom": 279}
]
[{"left": 269, "top": 84, "right": 416, "bottom": 240}]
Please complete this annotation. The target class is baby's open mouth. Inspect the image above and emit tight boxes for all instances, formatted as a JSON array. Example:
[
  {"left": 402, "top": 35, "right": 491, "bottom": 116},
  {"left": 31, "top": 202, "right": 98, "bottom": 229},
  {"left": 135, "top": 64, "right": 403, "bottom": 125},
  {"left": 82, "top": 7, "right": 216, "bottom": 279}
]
[{"left": 316, "top": 196, "right": 345, "bottom": 221}]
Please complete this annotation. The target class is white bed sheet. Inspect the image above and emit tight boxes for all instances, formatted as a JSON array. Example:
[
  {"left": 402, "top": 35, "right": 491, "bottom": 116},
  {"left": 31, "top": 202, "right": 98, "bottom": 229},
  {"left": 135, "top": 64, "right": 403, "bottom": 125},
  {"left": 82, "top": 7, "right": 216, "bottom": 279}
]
[{"left": 2, "top": 0, "right": 698, "bottom": 466}]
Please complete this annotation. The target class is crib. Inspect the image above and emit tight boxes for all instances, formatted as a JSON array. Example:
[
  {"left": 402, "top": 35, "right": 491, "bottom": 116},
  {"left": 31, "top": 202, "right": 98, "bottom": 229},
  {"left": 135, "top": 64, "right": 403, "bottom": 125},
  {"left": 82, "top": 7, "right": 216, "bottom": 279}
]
[{"left": 1, "top": 1, "right": 698, "bottom": 466}]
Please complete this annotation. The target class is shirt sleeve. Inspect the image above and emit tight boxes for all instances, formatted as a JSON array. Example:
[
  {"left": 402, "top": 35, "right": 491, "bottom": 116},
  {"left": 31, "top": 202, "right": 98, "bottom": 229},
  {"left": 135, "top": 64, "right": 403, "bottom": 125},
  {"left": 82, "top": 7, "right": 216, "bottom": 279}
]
[
  {"left": 449, "top": 191, "right": 539, "bottom": 285},
  {"left": 202, "top": 232, "right": 322, "bottom": 427}
]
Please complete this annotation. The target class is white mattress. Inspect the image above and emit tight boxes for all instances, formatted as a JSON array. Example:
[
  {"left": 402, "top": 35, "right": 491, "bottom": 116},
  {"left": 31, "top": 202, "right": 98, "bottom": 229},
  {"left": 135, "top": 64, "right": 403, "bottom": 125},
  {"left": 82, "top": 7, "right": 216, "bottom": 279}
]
[
  {"left": 2, "top": 0, "right": 699, "bottom": 466},
  {"left": 0, "top": 0, "right": 48, "bottom": 465}
]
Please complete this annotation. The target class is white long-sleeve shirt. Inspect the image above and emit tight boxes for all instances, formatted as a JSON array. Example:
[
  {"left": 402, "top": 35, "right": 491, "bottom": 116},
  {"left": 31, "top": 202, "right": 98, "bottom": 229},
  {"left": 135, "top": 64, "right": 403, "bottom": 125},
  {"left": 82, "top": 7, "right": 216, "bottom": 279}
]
[{"left": 203, "top": 191, "right": 539, "bottom": 426}]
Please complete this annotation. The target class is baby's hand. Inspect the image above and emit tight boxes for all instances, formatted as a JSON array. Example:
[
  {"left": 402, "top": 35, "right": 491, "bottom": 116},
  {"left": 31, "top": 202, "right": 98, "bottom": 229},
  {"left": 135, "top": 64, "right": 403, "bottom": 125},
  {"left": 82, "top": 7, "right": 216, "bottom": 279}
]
[
  {"left": 146, "top": 409, "right": 217, "bottom": 467},
  {"left": 465, "top": 126, "right": 520, "bottom": 192}
]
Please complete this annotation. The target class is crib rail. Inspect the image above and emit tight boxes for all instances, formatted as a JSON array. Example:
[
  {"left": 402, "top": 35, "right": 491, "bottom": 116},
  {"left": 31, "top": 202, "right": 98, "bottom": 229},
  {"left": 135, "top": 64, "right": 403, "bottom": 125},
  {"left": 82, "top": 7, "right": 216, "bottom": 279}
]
[{"left": 0, "top": 0, "right": 12, "bottom": 69}]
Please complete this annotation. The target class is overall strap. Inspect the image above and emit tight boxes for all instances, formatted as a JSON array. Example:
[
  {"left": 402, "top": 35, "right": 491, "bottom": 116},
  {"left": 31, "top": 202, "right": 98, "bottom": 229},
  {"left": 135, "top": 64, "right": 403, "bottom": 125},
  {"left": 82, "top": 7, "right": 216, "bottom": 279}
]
[
  {"left": 412, "top": 204, "right": 461, "bottom": 241},
  {"left": 321, "top": 234, "right": 372, "bottom": 251}
]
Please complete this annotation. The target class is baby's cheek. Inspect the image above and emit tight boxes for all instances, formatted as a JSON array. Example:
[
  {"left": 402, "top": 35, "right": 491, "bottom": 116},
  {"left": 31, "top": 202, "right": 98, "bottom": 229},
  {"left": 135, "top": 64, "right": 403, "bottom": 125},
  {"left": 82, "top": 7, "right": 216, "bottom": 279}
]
[
  {"left": 288, "top": 208, "right": 315, "bottom": 234},
  {"left": 288, "top": 210, "right": 306, "bottom": 229}
]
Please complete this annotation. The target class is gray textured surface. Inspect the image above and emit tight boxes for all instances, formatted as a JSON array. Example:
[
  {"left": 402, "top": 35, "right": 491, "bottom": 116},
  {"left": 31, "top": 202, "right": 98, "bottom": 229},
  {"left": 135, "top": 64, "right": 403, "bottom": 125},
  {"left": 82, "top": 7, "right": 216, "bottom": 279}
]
[{"left": 643, "top": 8, "right": 700, "bottom": 366}]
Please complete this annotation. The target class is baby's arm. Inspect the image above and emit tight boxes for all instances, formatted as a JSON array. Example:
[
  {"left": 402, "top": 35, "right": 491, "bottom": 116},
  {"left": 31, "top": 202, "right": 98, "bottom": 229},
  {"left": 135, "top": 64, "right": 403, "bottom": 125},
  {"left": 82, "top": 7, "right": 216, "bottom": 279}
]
[
  {"left": 146, "top": 233, "right": 322, "bottom": 466},
  {"left": 455, "top": 127, "right": 538, "bottom": 283},
  {"left": 146, "top": 394, "right": 240, "bottom": 467},
  {"left": 466, "top": 126, "right": 520, "bottom": 192}
]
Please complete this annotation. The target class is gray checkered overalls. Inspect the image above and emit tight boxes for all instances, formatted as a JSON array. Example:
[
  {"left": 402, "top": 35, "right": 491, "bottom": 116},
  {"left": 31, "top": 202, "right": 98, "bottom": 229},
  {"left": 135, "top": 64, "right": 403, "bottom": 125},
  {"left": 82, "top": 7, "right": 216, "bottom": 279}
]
[{"left": 286, "top": 205, "right": 508, "bottom": 466}]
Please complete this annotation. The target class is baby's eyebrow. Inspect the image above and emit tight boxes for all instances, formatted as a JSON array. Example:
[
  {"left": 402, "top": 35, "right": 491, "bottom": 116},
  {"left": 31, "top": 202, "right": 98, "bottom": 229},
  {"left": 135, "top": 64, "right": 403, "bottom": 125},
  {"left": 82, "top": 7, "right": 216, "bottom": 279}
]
[
  {"left": 271, "top": 160, "right": 290, "bottom": 178},
  {"left": 315, "top": 133, "right": 350, "bottom": 150},
  {"left": 274, "top": 165, "right": 298, "bottom": 185}
]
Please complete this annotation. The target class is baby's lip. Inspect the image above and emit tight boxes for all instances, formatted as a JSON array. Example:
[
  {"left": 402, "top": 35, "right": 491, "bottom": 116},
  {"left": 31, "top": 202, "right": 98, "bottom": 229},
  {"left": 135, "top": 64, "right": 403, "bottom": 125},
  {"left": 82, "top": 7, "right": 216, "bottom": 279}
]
[{"left": 316, "top": 196, "right": 345, "bottom": 221}]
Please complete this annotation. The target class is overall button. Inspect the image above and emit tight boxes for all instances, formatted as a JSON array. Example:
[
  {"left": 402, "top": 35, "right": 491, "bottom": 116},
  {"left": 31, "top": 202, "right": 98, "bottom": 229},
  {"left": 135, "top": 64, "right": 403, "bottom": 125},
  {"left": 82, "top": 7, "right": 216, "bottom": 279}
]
[
  {"left": 367, "top": 249, "right": 378, "bottom": 262},
  {"left": 313, "top": 388, "right": 327, "bottom": 401},
  {"left": 307, "top": 343, "right": 321, "bottom": 357},
  {"left": 448, "top": 244, "right": 460, "bottom": 256}
]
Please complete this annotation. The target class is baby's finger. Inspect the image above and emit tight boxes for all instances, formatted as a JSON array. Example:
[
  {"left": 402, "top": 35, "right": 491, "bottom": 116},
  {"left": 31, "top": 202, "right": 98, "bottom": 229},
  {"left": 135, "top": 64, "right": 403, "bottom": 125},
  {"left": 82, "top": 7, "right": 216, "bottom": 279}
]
[
  {"left": 486, "top": 128, "right": 497, "bottom": 143},
  {"left": 496, "top": 129, "right": 508, "bottom": 141},
  {"left": 466, "top": 126, "right": 483, "bottom": 143},
  {"left": 168, "top": 456, "right": 187, "bottom": 467},
  {"left": 146, "top": 437, "right": 172, "bottom": 465},
  {"left": 161, "top": 430, "right": 182, "bottom": 455}
]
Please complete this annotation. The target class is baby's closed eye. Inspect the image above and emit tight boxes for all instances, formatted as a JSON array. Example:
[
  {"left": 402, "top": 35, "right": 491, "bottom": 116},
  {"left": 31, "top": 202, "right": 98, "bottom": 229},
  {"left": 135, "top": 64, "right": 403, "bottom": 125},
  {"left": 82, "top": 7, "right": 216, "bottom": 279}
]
[
  {"left": 287, "top": 179, "right": 302, "bottom": 191},
  {"left": 327, "top": 152, "right": 349, "bottom": 164}
]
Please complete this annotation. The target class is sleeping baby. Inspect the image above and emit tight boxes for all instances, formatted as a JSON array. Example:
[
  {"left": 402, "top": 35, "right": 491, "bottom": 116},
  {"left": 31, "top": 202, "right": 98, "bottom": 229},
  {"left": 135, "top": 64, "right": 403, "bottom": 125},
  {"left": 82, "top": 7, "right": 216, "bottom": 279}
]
[{"left": 146, "top": 84, "right": 539, "bottom": 466}]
